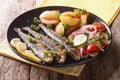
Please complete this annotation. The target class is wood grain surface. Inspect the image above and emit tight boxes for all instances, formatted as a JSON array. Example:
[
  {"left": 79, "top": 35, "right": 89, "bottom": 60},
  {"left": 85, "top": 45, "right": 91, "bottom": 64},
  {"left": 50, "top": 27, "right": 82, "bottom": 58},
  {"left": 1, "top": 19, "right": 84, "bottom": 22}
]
[{"left": 0, "top": 0, "right": 120, "bottom": 80}]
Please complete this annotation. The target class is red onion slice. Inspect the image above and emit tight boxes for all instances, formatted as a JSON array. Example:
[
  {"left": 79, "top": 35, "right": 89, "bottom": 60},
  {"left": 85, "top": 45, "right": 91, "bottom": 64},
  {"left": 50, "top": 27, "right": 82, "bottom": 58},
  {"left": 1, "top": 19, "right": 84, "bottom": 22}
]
[{"left": 81, "top": 25, "right": 97, "bottom": 34}]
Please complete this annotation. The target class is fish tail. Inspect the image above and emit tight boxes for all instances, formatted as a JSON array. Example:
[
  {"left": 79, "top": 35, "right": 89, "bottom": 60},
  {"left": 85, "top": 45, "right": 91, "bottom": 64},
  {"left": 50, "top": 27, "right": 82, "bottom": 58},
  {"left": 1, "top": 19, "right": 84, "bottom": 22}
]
[
  {"left": 13, "top": 27, "right": 21, "bottom": 33},
  {"left": 22, "top": 27, "right": 28, "bottom": 31}
]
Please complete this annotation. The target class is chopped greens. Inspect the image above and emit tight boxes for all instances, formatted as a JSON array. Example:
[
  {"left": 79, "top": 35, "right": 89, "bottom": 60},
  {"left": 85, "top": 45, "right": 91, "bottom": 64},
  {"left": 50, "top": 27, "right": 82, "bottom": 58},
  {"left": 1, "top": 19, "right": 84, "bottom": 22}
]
[
  {"left": 62, "top": 23, "right": 69, "bottom": 30},
  {"left": 105, "top": 31, "right": 111, "bottom": 39},
  {"left": 28, "top": 33, "right": 42, "bottom": 42},
  {"left": 28, "top": 33, "right": 35, "bottom": 42},
  {"left": 33, "top": 17, "right": 40, "bottom": 24},
  {"left": 62, "top": 49, "right": 67, "bottom": 54},
  {"left": 49, "top": 51, "right": 56, "bottom": 56},
  {"left": 79, "top": 9, "right": 88, "bottom": 15},
  {"left": 74, "top": 8, "right": 88, "bottom": 15},
  {"left": 30, "top": 24, "right": 40, "bottom": 31},
  {"left": 44, "top": 50, "right": 56, "bottom": 56},
  {"left": 92, "top": 22, "right": 97, "bottom": 25},
  {"left": 79, "top": 22, "right": 83, "bottom": 27},
  {"left": 59, "top": 44, "right": 65, "bottom": 49},
  {"left": 65, "top": 39, "right": 73, "bottom": 45},
  {"left": 29, "top": 17, "right": 41, "bottom": 31},
  {"left": 46, "top": 24, "right": 53, "bottom": 29},
  {"left": 35, "top": 36, "right": 42, "bottom": 40},
  {"left": 44, "top": 50, "right": 49, "bottom": 55},
  {"left": 28, "top": 37, "right": 35, "bottom": 42}
]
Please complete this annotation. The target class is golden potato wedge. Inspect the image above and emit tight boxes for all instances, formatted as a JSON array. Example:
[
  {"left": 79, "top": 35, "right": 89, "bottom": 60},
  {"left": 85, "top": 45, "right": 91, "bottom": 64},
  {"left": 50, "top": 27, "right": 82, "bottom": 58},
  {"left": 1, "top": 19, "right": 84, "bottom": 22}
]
[
  {"left": 60, "top": 11, "right": 80, "bottom": 27},
  {"left": 39, "top": 10, "right": 60, "bottom": 25}
]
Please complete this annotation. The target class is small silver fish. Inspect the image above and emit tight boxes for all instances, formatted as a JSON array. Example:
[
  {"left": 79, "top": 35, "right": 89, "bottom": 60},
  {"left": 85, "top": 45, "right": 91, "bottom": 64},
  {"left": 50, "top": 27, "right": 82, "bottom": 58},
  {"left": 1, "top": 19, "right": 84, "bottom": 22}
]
[
  {"left": 14, "top": 28, "right": 53, "bottom": 64},
  {"left": 39, "top": 24, "right": 81, "bottom": 61},
  {"left": 22, "top": 27, "right": 66, "bottom": 63}
]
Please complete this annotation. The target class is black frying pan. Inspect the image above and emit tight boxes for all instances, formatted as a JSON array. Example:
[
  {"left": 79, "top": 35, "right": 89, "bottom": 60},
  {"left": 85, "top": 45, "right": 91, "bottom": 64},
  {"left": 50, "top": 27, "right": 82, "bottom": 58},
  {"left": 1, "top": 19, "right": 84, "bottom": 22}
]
[{"left": 7, "top": 6, "right": 112, "bottom": 67}]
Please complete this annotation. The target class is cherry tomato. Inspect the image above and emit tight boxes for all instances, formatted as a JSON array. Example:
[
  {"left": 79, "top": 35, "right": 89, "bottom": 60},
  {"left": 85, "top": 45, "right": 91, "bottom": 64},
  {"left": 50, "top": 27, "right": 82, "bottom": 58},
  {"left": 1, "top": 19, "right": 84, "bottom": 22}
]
[
  {"left": 94, "top": 23, "right": 106, "bottom": 32},
  {"left": 89, "top": 27, "right": 95, "bottom": 31},
  {"left": 80, "top": 47, "right": 91, "bottom": 56},
  {"left": 87, "top": 44, "right": 100, "bottom": 52}
]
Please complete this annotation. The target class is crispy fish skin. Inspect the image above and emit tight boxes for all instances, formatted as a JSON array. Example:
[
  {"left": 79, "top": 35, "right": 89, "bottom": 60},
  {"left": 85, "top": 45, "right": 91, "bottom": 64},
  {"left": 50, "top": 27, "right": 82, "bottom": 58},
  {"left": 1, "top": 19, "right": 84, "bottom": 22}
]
[
  {"left": 22, "top": 27, "right": 66, "bottom": 63},
  {"left": 13, "top": 28, "right": 53, "bottom": 64},
  {"left": 39, "top": 24, "right": 81, "bottom": 61}
]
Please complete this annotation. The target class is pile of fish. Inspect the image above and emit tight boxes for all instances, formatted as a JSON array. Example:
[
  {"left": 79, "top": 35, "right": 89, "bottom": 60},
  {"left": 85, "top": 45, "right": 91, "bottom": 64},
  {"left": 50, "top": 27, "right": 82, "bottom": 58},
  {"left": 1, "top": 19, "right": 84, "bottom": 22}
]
[{"left": 13, "top": 24, "right": 81, "bottom": 64}]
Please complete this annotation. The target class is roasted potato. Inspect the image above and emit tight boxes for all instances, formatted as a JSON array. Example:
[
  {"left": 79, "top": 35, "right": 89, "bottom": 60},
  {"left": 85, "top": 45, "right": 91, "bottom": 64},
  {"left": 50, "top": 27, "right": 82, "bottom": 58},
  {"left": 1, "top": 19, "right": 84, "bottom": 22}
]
[
  {"left": 80, "top": 13, "right": 89, "bottom": 25},
  {"left": 60, "top": 11, "right": 80, "bottom": 27},
  {"left": 39, "top": 10, "right": 60, "bottom": 25}
]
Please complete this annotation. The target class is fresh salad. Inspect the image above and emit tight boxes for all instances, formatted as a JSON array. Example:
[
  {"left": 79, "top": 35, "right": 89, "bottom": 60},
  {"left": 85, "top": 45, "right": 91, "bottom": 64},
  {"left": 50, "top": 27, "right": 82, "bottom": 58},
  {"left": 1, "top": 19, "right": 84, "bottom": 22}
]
[
  {"left": 10, "top": 8, "right": 111, "bottom": 64},
  {"left": 68, "top": 22, "right": 111, "bottom": 57}
]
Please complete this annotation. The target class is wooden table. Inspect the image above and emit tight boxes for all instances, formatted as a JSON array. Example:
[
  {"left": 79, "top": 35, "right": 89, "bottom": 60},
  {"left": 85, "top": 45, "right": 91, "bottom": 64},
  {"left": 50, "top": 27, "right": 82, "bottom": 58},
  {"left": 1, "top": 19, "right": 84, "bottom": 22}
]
[{"left": 0, "top": 0, "right": 120, "bottom": 80}]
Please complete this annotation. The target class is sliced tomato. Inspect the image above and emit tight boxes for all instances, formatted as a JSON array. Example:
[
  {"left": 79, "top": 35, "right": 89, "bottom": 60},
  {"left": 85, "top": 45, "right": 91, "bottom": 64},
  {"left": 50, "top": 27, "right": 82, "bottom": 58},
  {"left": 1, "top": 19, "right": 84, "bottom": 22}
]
[
  {"left": 87, "top": 44, "right": 100, "bottom": 52},
  {"left": 89, "top": 27, "right": 95, "bottom": 31},
  {"left": 94, "top": 23, "right": 106, "bottom": 32},
  {"left": 80, "top": 47, "right": 87, "bottom": 56},
  {"left": 80, "top": 47, "right": 91, "bottom": 56}
]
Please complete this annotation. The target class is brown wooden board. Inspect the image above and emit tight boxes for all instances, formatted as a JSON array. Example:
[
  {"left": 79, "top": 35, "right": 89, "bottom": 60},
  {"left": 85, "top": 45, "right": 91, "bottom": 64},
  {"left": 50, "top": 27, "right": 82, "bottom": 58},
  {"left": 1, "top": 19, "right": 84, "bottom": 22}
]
[{"left": 0, "top": 0, "right": 120, "bottom": 80}]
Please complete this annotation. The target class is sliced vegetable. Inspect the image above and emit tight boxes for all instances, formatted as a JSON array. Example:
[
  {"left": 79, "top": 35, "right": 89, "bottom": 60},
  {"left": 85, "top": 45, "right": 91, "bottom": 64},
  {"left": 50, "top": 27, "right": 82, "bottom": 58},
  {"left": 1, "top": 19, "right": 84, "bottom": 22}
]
[
  {"left": 80, "top": 47, "right": 89, "bottom": 56},
  {"left": 94, "top": 23, "right": 106, "bottom": 32},
  {"left": 65, "top": 39, "right": 73, "bottom": 45},
  {"left": 46, "top": 24, "right": 53, "bottom": 29},
  {"left": 73, "top": 34, "right": 87, "bottom": 46},
  {"left": 81, "top": 25, "right": 97, "bottom": 39},
  {"left": 30, "top": 24, "right": 40, "bottom": 31},
  {"left": 35, "top": 36, "right": 42, "bottom": 40},
  {"left": 87, "top": 44, "right": 100, "bottom": 52},
  {"left": 24, "top": 50, "right": 41, "bottom": 63},
  {"left": 44, "top": 50, "right": 56, "bottom": 56},
  {"left": 62, "top": 23, "right": 69, "bottom": 30},
  {"left": 59, "top": 44, "right": 65, "bottom": 49},
  {"left": 33, "top": 17, "right": 40, "bottom": 24},
  {"left": 72, "top": 29, "right": 83, "bottom": 35},
  {"left": 81, "top": 25, "right": 97, "bottom": 35},
  {"left": 79, "top": 9, "right": 88, "bottom": 15},
  {"left": 28, "top": 35, "right": 35, "bottom": 42},
  {"left": 10, "top": 38, "right": 21, "bottom": 48},
  {"left": 89, "top": 27, "right": 95, "bottom": 31},
  {"left": 16, "top": 42, "right": 27, "bottom": 55},
  {"left": 62, "top": 49, "right": 67, "bottom": 54}
]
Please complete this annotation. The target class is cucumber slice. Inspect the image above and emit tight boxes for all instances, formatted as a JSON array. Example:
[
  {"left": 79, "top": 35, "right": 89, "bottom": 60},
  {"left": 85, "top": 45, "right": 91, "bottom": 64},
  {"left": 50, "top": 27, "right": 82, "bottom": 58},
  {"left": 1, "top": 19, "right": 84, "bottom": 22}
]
[{"left": 73, "top": 34, "right": 87, "bottom": 46}]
